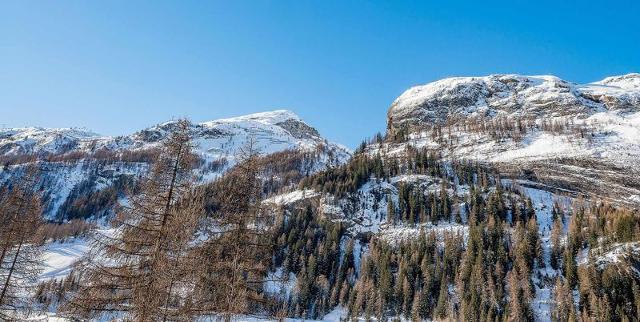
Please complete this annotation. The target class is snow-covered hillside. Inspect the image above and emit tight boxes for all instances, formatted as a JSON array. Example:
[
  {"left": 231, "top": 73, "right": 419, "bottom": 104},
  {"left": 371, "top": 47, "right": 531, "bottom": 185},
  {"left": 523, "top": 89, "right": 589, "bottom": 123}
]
[
  {"left": 0, "top": 110, "right": 350, "bottom": 164},
  {"left": 4, "top": 75, "right": 640, "bottom": 321},
  {"left": 0, "top": 127, "right": 102, "bottom": 156},
  {"left": 388, "top": 73, "right": 640, "bottom": 126},
  {"left": 381, "top": 74, "right": 640, "bottom": 207},
  {"left": 0, "top": 110, "right": 350, "bottom": 219}
]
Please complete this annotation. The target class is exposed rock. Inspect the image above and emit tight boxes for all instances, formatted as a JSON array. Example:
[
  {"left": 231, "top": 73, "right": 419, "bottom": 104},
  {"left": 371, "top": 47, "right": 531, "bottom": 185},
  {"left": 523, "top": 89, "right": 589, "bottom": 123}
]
[{"left": 382, "top": 73, "right": 640, "bottom": 207}]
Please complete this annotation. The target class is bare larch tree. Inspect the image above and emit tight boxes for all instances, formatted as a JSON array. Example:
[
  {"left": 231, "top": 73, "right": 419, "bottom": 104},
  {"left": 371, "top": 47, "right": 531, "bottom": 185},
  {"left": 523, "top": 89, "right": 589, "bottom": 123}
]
[
  {"left": 193, "top": 138, "right": 275, "bottom": 320},
  {"left": 0, "top": 167, "right": 44, "bottom": 320},
  {"left": 64, "top": 119, "right": 204, "bottom": 321}
]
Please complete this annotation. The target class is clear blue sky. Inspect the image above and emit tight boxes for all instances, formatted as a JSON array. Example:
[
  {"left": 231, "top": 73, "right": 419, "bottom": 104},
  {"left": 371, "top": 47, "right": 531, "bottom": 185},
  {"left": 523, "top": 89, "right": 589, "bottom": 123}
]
[{"left": 2, "top": 1, "right": 639, "bottom": 148}]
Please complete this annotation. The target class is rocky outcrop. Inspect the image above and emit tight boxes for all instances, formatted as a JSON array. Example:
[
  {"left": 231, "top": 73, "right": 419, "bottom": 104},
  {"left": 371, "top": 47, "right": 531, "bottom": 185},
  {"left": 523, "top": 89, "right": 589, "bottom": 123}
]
[
  {"left": 388, "top": 73, "right": 640, "bottom": 131},
  {"left": 383, "top": 73, "right": 640, "bottom": 207}
]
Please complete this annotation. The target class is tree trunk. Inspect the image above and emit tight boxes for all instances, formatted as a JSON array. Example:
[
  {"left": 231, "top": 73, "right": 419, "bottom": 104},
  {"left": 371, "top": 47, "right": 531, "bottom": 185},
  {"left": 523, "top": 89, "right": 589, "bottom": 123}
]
[{"left": 0, "top": 238, "right": 23, "bottom": 305}]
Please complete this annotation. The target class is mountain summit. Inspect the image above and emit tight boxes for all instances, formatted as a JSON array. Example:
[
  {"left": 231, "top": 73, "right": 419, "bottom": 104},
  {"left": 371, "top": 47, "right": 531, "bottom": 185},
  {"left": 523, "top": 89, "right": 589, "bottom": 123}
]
[
  {"left": 388, "top": 73, "right": 640, "bottom": 128},
  {"left": 383, "top": 73, "right": 640, "bottom": 206},
  {"left": 0, "top": 110, "right": 350, "bottom": 219},
  {"left": 0, "top": 109, "right": 349, "bottom": 161}
]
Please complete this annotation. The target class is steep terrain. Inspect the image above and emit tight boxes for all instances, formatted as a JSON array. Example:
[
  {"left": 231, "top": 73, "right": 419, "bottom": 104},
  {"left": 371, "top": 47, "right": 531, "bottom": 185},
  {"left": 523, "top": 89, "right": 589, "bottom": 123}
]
[
  {"left": 3, "top": 75, "right": 640, "bottom": 321},
  {"left": 254, "top": 73, "right": 640, "bottom": 321},
  {"left": 0, "top": 110, "right": 349, "bottom": 219},
  {"left": 385, "top": 73, "right": 640, "bottom": 207}
]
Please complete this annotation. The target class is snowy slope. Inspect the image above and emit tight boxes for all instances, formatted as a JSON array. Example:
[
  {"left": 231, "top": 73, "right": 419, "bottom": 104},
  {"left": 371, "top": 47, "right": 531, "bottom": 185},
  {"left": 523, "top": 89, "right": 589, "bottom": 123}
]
[
  {"left": 40, "top": 238, "right": 90, "bottom": 282},
  {"left": 0, "top": 127, "right": 102, "bottom": 155},
  {"left": 388, "top": 73, "right": 639, "bottom": 126},
  {"left": 0, "top": 110, "right": 350, "bottom": 163},
  {"left": 381, "top": 74, "right": 640, "bottom": 206},
  {"left": 0, "top": 110, "right": 350, "bottom": 220}
]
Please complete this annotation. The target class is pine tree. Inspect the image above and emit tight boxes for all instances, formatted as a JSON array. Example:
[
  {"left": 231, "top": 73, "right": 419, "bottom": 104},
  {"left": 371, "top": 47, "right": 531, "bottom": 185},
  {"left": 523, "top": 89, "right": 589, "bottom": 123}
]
[
  {"left": 387, "top": 196, "right": 396, "bottom": 223},
  {"left": 553, "top": 277, "right": 576, "bottom": 322},
  {"left": 550, "top": 216, "right": 563, "bottom": 270},
  {"left": 563, "top": 247, "right": 578, "bottom": 289},
  {"left": 402, "top": 276, "right": 412, "bottom": 318},
  {"left": 378, "top": 254, "right": 393, "bottom": 305},
  {"left": 411, "top": 290, "right": 421, "bottom": 321},
  {"left": 440, "top": 178, "right": 451, "bottom": 220},
  {"left": 434, "top": 274, "right": 448, "bottom": 319}
]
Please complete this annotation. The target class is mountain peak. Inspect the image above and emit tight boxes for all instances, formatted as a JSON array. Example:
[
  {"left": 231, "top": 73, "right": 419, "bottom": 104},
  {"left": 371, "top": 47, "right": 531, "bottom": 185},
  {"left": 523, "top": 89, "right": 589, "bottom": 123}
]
[
  {"left": 202, "top": 109, "right": 301, "bottom": 126},
  {"left": 388, "top": 73, "right": 640, "bottom": 130},
  {"left": 0, "top": 110, "right": 350, "bottom": 163},
  {"left": 590, "top": 73, "right": 640, "bottom": 90}
]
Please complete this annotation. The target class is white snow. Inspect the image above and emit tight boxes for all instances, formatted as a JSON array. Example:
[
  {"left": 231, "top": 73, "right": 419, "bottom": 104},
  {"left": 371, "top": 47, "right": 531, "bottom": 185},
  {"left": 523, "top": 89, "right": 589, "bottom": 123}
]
[
  {"left": 579, "top": 73, "right": 640, "bottom": 101},
  {"left": 0, "top": 110, "right": 350, "bottom": 169},
  {"left": 263, "top": 189, "right": 320, "bottom": 205},
  {"left": 39, "top": 238, "right": 89, "bottom": 281},
  {"left": 201, "top": 110, "right": 301, "bottom": 127},
  {"left": 578, "top": 242, "right": 640, "bottom": 274},
  {"left": 390, "top": 73, "right": 640, "bottom": 121},
  {"left": 378, "top": 221, "right": 468, "bottom": 244},
  {"left": 264, "top": 267, "right": 297, "bottom": 300},
  {"left": 0, "top": 127, "right": 102, "bottom": 155}
]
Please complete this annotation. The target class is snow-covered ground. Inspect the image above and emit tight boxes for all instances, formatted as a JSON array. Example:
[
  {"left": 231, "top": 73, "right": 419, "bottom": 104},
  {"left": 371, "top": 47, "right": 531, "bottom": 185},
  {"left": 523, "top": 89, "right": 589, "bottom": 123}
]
[
  {"left": 38, "top": 228, "right": 118, "bottom": 283},
  {"left": 389, "top": 73, "right": 640, "bottom": 125},
  {"left": 577, "top": 242, "right": 640, "bottom": 274},
  {"left": 264, "top": 267, "right": 298, "bottom": 300},
  {"left": 40, "top": 238, "right": 90, "bottom": 281},
  {"left": 378, "top": 109, "right": 640, "bottom": 169},
  {"left": 29, "top": 307, "right": 349, "bottom": 321},
  {"left": 263, "top": 189, "right": 320, "bottom": 205},
  {"left": 378, "top": 221, "right": 468, "bottom": 244}
]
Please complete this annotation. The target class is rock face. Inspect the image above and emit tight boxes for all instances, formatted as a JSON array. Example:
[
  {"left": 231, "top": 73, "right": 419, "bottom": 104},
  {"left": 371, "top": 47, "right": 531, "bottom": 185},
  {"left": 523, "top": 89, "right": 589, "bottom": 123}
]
[
  {"left": 383, "top": 73, "right": 640, "bottom": 207},
  {"left": 388, "top": 73, "right": 640, "bottom": 129}
]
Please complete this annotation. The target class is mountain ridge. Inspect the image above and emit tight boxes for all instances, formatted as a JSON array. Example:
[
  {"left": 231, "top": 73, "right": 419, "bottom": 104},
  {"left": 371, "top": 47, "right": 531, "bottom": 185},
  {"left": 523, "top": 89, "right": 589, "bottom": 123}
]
[
  {"left": 0, "top": 109, "right": 350, "bottom": 160},
  {"left": 3, "top": 75, "right": 640, "bottom": 321},
  {"left": 388, "top": 73, "right": 640, "bottom": 129},
  {"left": 0, "top": 110, "right": 350, "bottom": 220}
]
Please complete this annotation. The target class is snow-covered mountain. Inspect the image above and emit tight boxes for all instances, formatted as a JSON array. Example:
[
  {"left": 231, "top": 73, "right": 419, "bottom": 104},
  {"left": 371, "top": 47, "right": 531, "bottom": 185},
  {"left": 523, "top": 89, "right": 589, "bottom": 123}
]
[
  {"left": 383, "top": 73, "right": 640, "bottom": 207},
  {"left": 0, "top": 110, "right": 349, "bottom": 163},
  {"left": 0, "top": 127, "right": 102, "bottom": 156},
  {"left": 251, "top": 74, "right": 640, "bottom": 321},
  {"left": 0, "top": 110, "right": 350, "bottom": 220},
  {"left": 388, "top": 73, "right": 640, "bottom": 126},
  {"left": 10, "top": 76, "right": 640, "bottom": 322}
]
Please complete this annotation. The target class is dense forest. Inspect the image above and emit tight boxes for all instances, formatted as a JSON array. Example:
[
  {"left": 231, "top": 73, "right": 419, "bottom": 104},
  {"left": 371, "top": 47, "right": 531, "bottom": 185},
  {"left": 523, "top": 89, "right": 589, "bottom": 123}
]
[{"left": 1, "top": 119, "right": 639, "bottom": 321}]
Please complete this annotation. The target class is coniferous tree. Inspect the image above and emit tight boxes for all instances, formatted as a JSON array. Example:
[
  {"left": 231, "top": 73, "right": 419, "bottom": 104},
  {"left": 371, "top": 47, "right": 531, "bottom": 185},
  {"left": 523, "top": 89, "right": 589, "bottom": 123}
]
[
  {"left": 0, "top": 169, "right": 44, "bottom": 320},
  {"left": 434, "top": 273, "right": 448, "bottom": 319},
  {"left": 65, "top": 119, "right": 203, "bottom": 321},
  {"left": 553, "top": 277, "right": 576, "bottom": 322},
  {"left": 194, "top": 138, "right": 277, "bottom": 319},
  {"left": 550, "top": 215, "right": 563, "bottom": 270}
]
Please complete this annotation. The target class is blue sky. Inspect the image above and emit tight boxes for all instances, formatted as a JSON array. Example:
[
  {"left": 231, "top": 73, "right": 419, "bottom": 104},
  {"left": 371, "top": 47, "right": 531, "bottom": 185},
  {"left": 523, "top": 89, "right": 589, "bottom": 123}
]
[{"left": 1, "top": 1, "right": 639, "bottom": 148}]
